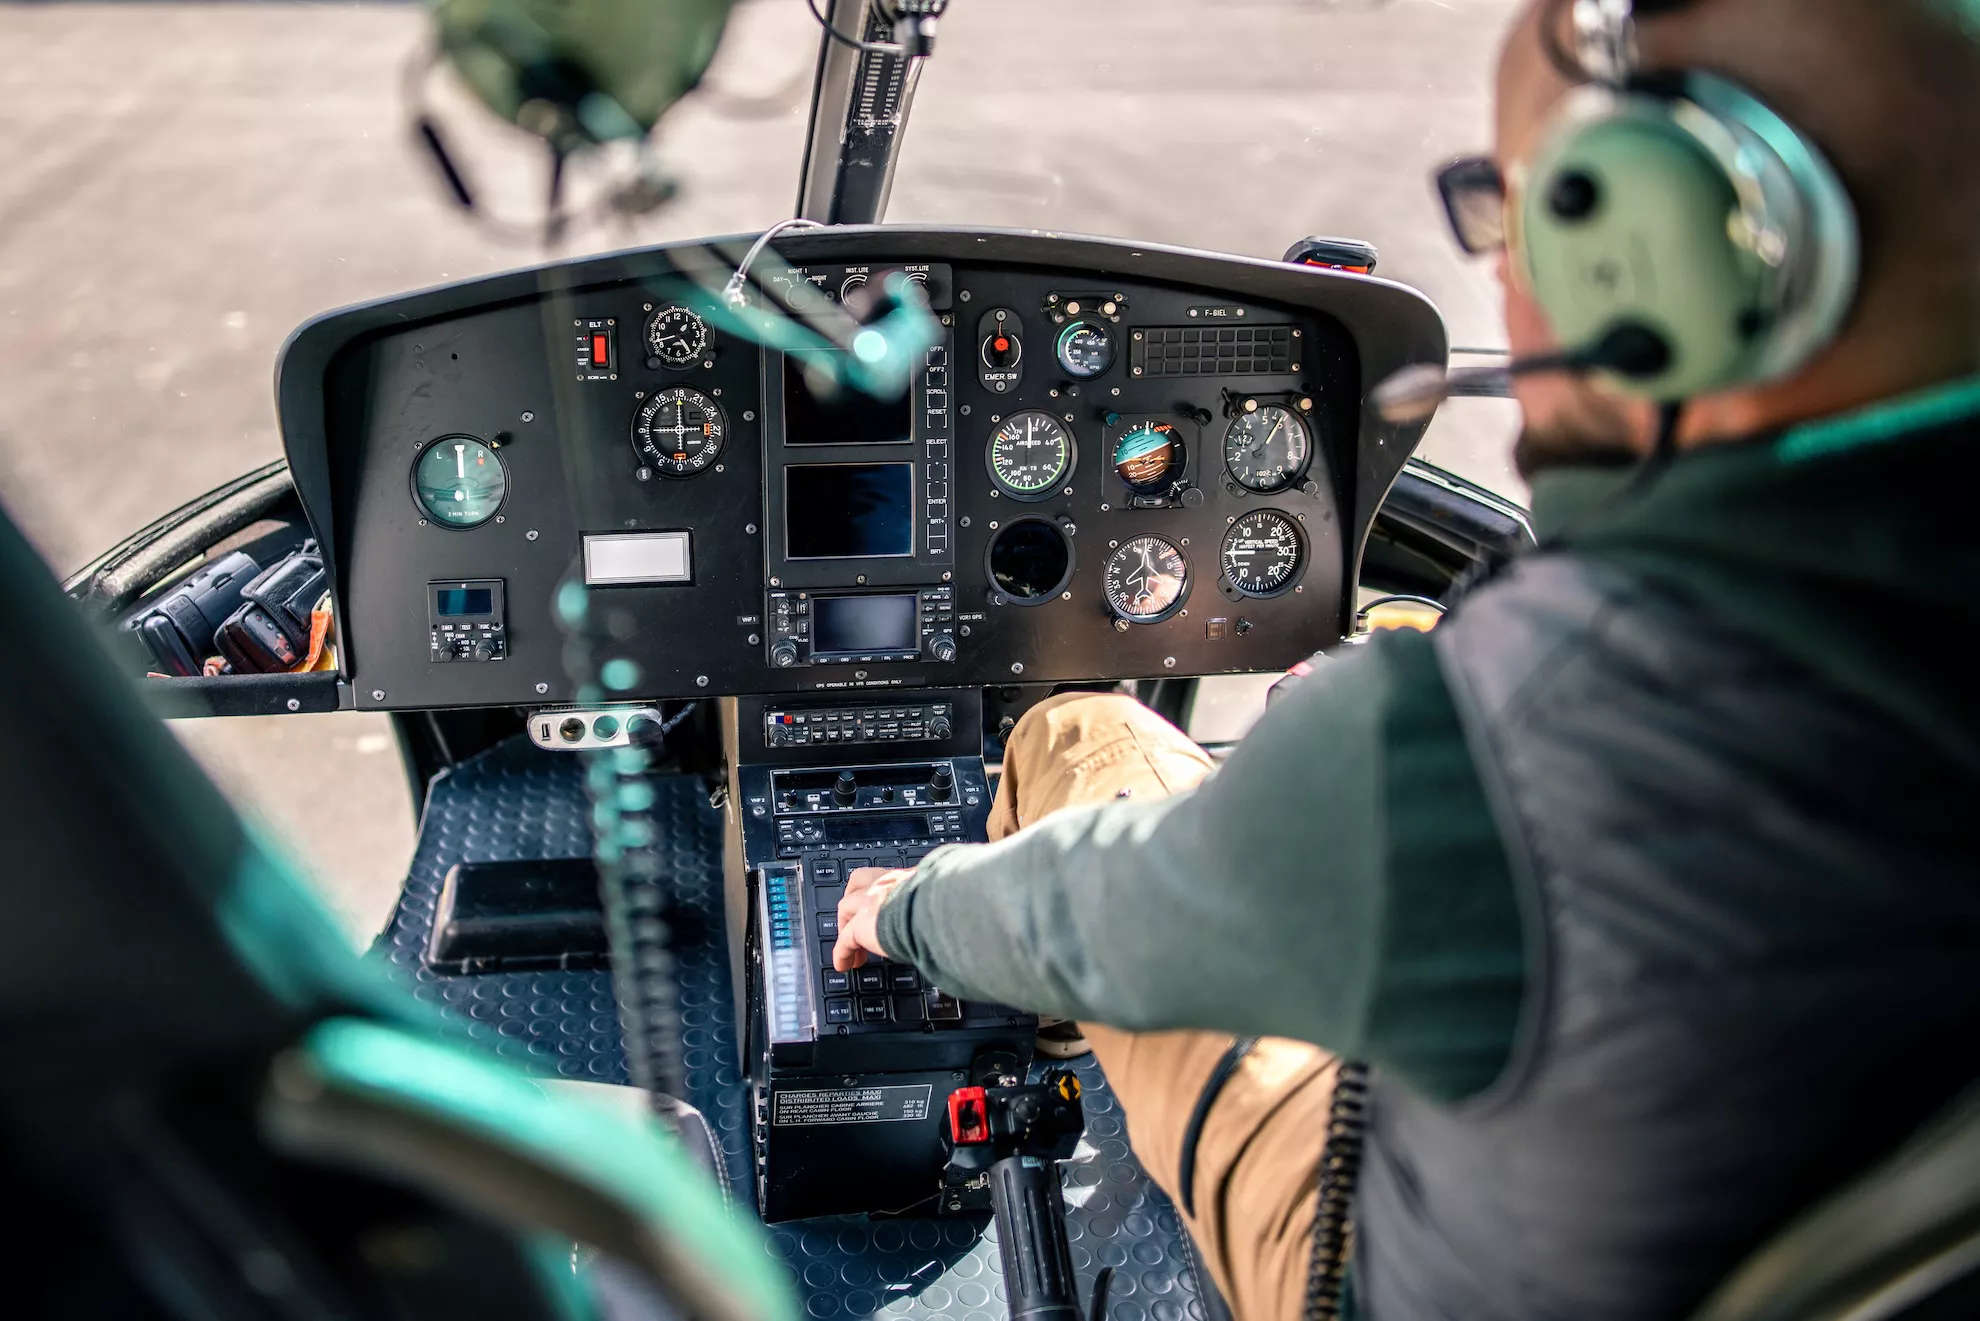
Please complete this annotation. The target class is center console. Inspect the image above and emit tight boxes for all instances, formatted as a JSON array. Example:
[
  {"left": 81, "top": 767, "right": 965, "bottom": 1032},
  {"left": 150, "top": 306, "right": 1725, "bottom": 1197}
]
[{"left": 730, "top": 690, "right": 1036, "bottom": 1222}]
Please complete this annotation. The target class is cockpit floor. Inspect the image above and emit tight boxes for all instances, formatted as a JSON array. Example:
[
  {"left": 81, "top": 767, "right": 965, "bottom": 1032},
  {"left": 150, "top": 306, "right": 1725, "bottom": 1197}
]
[{"left": 376, "top": 737, "right": 1221, "bottom": 1321}]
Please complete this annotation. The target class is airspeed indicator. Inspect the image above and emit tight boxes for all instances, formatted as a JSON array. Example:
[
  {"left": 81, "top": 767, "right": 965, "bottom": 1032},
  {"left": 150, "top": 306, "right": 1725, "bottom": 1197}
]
[{"left": 987, "top": 410, "right": 1074, "bottom": 500}]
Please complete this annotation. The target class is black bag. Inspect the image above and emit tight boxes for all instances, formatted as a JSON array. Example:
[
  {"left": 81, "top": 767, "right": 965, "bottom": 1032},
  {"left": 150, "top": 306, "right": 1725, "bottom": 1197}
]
[
  {"left": 215, "top": 542, "right": 327, "bottom": 674},
  {"left": 125, "top": 551, "right": 261, "bottom": 676}
]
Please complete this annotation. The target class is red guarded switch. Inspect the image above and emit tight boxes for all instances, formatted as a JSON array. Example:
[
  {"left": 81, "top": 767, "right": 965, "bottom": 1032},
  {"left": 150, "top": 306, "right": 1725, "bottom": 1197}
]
[
  {"left": 948, "top": 1086, "right": 990, "bottom": 1145},
  {"left": 591, "top": 333, "right": 612, "bottom": 369}
]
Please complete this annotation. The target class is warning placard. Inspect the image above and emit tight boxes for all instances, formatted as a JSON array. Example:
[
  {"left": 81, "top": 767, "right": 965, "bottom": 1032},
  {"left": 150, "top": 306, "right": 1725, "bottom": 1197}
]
[{"left": 772, "top": 1084, "right": 933, "bottom": 1128}]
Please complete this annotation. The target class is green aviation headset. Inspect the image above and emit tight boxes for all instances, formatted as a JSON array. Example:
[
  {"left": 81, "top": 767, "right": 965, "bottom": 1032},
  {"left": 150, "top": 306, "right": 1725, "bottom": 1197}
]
[{"left": 1514, "top": 0, "right": 1862, "bottom": 401}]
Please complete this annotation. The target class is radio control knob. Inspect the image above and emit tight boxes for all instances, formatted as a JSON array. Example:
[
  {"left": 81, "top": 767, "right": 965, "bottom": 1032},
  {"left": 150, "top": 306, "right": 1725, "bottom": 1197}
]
[
  {"left": 928, "top": 634, "right": 957, "bottom": 663},
  {"left": 929, "top": 716, "right": 954, "bottom": 740},
  {"left": 929, "top": 765, "right": 955, "bottom": 802},
  {"left": 834, "top": 770, "right": 859, "bottom": 806},
  {"left": 770, "top": 640, "right": 800, "bottom": 668}
]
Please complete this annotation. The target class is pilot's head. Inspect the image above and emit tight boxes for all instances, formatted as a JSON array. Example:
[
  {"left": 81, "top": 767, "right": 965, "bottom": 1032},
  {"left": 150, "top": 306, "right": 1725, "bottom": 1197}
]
[{"left": 1492, "top": 0, "right": 1980, "bottom": 476}]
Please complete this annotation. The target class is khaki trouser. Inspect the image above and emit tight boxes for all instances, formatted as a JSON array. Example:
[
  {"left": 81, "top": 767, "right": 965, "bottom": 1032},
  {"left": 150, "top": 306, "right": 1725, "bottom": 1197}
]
[{"left": 989, "top": 693, "right": 1340, "bottom": 1321}]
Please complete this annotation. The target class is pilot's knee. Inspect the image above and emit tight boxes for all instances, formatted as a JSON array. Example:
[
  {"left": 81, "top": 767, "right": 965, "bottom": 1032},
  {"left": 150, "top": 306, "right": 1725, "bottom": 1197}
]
[{"left": 1008, "top": 691, "right": 1185, "bottom": 765}]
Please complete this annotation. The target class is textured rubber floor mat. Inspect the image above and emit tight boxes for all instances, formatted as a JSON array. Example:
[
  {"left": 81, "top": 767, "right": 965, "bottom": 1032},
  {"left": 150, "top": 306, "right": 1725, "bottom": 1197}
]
[{"left": 376, "top": 737, "right": 1220, "bottom": 1321}]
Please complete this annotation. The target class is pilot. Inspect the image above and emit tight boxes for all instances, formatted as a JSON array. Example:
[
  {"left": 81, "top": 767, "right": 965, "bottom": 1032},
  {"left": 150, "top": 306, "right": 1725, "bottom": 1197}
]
[{"left": 834, "top": 0, "right": 1980, "bottom": 1318}]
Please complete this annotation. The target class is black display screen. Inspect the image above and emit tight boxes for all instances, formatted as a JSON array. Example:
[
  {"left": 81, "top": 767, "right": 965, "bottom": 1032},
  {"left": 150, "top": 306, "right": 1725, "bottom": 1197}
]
[
  {"left": 783, "top": 350, "right": 914, "bottom": 445},
  {"left": 811, "top": 593, "right": 919, "bottom": 656},
  {"left": 823, "top": 814, "right": 929, "bottom": 843},
  {"left": 436, "top": 587, "right": 493, "bottom": 617},
  {"left": 785, "top": 464, "right": 915, "bottom": 559}
]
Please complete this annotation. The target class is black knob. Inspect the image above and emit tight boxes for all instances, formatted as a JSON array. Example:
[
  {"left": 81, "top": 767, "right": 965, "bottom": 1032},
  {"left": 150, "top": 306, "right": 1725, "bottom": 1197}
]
[
  {"left": 929, "top": 716, "right": 954, "bottom": 740},
  {"left": 930, "top": 765, "right": 955, "bottom": 802},
  {"left": 770, "top": 640, "right": 800, "bottom": 668},
  {"left": 473, "top": 638, "right": 497, "bottom": 659},
  {"left": 929, "top": 635, "right": 957, "bottom": 663},
  {"left": 834, "top": 770, "right": 859, "bottom": 806}
]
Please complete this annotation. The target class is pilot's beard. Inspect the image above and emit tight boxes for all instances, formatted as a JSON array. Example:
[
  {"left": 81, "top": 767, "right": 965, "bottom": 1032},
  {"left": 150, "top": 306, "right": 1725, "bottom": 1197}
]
[{"left": 1511, "top": 385, "right": 1646, "bottom": 480}]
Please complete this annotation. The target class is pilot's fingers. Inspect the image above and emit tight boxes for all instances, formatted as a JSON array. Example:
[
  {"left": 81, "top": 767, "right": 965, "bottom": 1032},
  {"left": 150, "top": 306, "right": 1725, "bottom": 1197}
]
[
  {"left": 844, "top": 865, "right": 906, "bottom": 898},
  {"left": 833, "top": 869, "right": 912, "bottom": 970},
  {"left": 831, "top": 927, "right": 870, "bottom": 971}
]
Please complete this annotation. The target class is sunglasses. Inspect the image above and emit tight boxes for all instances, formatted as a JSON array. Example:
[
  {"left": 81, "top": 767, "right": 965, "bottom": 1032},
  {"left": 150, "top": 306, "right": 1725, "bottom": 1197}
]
[{"left": 1437, "top": 155, "right": 1508, "bottom": 256}]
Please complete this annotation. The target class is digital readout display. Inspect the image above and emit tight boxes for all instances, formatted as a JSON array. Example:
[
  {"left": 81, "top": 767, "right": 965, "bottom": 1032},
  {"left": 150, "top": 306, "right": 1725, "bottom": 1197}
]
[
  {"left": 783, "top": 350, "right": 913, "bottom": 446},
  {"left": 811, "top": 593, "right": 919, "bottom": 656},
  {"left": 436, "top": 587, "right": 494, "bottom": 617},
  {"left": 785, "top": 463, "right": 915, "bottom": 559},
  {"left": 822, "top": 814, "right": 930, "bottom": 843}
]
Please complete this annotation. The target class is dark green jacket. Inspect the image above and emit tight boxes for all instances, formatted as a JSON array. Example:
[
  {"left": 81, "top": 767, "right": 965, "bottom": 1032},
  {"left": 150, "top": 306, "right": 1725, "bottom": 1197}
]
[{"left": 880, "top": 376, "right": 1980, "bottom": 1111}]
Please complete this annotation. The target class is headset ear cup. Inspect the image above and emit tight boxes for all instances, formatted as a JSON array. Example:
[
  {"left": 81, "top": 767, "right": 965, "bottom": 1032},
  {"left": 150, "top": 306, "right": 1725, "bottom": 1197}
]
[{"left": 1521, "top": 93, "right": 1770, "bottom": 399}]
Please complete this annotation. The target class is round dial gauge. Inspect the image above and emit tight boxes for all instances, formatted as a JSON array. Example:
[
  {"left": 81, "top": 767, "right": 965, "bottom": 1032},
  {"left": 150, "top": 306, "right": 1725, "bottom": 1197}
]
[
  {"left": 987, "top": 411, "right": 1074, "bottom": 499},
  {"left": 1104, "top": 534, "right": 1190, "bottom": 623},
  {"left": 412, "top": 435, "right": 506, "bottom": 529},
  {"left": 1225, "top": 406, "right": 1313, "bottom": 493},
  {"left": 1222, "top": 510, "right": 1305, "bottom": 598},
  {"left": 632, "top": 387, "right": 726, "bottom": 477},
  {"left": 1055, "top": 320, "right": 1116, "bottom": 379},
  {"left": 1113, "top": 421, "right": 1186, "bottom": 493},
  {"left": 643, "top": 306, "right": 708, "bottom": 367}
]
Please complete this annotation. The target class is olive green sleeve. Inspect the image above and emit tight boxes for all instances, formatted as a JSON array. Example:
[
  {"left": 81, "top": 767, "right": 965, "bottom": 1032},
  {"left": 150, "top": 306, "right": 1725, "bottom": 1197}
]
[{"left": 876, "top": 629, "right": 1526, "bottom": 1103}]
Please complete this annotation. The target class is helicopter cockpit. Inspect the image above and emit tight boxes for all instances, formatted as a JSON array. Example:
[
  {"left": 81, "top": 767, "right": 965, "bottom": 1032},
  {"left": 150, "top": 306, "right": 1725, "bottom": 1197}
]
[{"left": 8, "top": 1, "right": 1979, "bottom": 1319}]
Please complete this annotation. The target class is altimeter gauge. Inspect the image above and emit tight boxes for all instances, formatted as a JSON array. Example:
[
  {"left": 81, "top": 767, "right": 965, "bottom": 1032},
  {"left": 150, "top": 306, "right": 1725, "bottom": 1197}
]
[
  {"left": 987, "top": 410, "right": 1075, "bottom": 499},
  {"left": 1221, "top": 509, "right": 1304, "bottom": 598},
  {"left": 632, "top": 387, "right": 726, "bottom": 477},
  {"left": 1224, "top": 405, "right": 1312, "bottom": 494},
  {"left": 1103, "top": 534, "right": 1190, "bottom": 623}
]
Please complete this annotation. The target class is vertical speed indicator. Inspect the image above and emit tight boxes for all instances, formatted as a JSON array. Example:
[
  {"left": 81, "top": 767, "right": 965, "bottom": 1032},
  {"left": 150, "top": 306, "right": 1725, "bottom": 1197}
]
[{"left": 1221, "top": 510, "right": 1305, "bottom": 598}]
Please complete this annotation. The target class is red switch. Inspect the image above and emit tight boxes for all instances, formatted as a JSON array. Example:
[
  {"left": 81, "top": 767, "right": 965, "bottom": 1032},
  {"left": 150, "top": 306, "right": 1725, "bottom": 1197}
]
[
  {"left": 948, "top": 1087, "right": 990, "bottom": 1144},
  {"left": 592, "top": 333, "right": 611, "bottom": 368}
]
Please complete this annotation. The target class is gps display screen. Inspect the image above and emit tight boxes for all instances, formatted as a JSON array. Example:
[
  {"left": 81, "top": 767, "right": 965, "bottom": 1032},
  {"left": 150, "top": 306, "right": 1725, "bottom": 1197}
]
[{"left": 811, "top": 593, "right": 919, "bottom": 656}]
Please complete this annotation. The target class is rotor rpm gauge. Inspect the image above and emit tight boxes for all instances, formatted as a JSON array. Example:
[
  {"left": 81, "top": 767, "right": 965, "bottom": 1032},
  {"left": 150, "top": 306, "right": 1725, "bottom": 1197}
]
[
  {"left": 412, "top": 435, "right": 507, "bottom": 529},
  {"left": 1103, "top": 534, "right": 1190, "bottom": 623},
  {"left": 643, "top": 305, "right": 707, "bottom": 367},
  {"left": 1055, "top": 321, "right": 1116, "bottom": 379},
  {"left": 987, "top": 410, "right": 1074, "bottom": 499},
  {"left": 1222, "top": 510, "right": 1305, "bottom": 598},
  {"left": 1224, "top": 405, "right": 1312, "bottom": 493},
  {"left": 632, "top": 387, "right": 726, "bottom": 478}
]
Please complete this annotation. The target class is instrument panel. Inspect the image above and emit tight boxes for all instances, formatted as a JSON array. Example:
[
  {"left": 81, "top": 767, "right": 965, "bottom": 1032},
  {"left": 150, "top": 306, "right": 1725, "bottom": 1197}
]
[{"left": 277, "top": 228, "right": 1445, "bottom": 709}]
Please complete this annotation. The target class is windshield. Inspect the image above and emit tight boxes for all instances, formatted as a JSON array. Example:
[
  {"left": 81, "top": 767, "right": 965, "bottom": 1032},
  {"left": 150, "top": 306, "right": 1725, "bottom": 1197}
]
[
  {"left": 0, "top": 0, "right": 1517, "bottom": 579},
  {"left": 0, "top": 0, "right": 1521, "bottom": 930}
]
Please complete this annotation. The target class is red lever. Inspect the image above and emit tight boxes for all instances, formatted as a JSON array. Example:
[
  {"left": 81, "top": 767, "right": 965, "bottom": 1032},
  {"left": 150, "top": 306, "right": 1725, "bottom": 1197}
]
[{"left": 949, "top": 1087, "right": 990, "bottom": 1144}]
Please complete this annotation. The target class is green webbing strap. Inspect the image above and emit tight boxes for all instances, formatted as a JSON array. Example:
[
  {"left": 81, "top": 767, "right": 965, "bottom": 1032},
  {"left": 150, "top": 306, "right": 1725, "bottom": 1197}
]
[{"left": 1776, "top": 375, "right": 1980, "bottom": 463}]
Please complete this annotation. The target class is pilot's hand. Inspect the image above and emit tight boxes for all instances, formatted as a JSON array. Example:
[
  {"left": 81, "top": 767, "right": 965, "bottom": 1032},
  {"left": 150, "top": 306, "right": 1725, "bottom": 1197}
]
[{"left": 833, "top": 866, "right": 914, "bottom": 971}]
